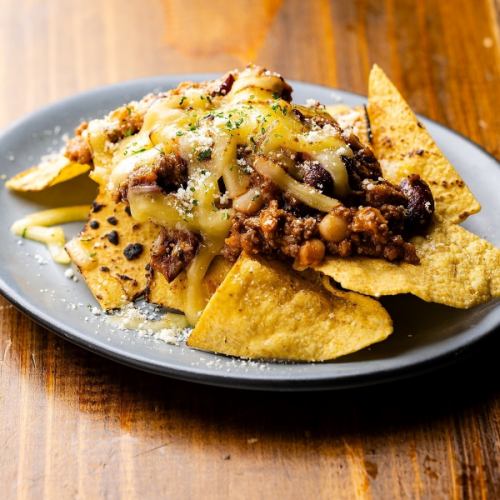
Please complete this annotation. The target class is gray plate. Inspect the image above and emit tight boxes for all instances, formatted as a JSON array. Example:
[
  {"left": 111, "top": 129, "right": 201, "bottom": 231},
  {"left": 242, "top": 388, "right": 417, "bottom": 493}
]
[{"left": 0, "top": 75, "right": 498, "bottom": 391}]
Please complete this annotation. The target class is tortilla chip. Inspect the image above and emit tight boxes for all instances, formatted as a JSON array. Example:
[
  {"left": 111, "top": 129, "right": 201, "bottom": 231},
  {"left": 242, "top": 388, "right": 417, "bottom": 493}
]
[
  {"left": 147, "top": 256, "right": 233, "bottom": 312},
  {"left": 6, "top": 155, "right": 90, "bottom": 192},
  {"left": 66, "top": 189, "right": 160, "bottom": 309},
  {"left": 368, "top": 65, "right": 480, "bottom": 223},
  {"left": 316, "top": 223, "right": 500, "bottom": 309},
  {"left": 315, "top": 67, "right": 497, "bottom": 308},
  {"left": 326, "top": 104, "right": 370, "bottom": 145},
  {"left": 188, "top": 254, "right": 392, "bottom": 361}
]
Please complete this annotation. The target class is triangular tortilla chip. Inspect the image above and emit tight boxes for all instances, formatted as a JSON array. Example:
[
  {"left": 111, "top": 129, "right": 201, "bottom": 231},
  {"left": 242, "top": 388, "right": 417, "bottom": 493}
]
[
  {"left": 326, "top": 104, "right": 370, "bottom": 145},
  {"left": 6, "top": 155, "right": 90, "bottom": 192},
  {"left": 188, "top": 254, "right": 392, "bottom": 361},
  {"left": 147, "top": 256, "right": 233, "bottom": 313},
  {"left": 368, "top": 64, "right": 480, "bottom": 223},
  {"left": 316, "top": 223, "right": 500, "bottom": 309},
  {"left": 66, "top": 188, "right": 160, "bottom": 309}
]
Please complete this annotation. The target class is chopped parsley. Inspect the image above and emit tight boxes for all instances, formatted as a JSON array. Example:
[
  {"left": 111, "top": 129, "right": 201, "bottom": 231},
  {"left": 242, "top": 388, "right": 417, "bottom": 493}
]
[
  {"left": 179, "top": 96, "right": 187, "bottom": 106},
  {"left": 271, "top": 103, "right": 288, "bottom": 116},
  {"left": 226, "top": 120, "right": 239, "bottom": 130},
  {"left": 131, "top": 146, "right": 147, "bottom": 155},
  {"left": 197, "top": 148, "right": 212, "bottom": 161},
  {"left": 176, "top": 130, "right": 184, "bottom": 136}
]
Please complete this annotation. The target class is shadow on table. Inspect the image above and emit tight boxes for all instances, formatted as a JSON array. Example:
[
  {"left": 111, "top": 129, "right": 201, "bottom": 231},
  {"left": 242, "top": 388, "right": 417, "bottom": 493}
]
[
  {"left": 6, "top": 301, "right": 499, "bottom": 442},
  {"left": 36, "top": 323, "right": 500, "bottom": 439},
  {"left": 123, "top": 331, "right": 500, "bottom": 435}
]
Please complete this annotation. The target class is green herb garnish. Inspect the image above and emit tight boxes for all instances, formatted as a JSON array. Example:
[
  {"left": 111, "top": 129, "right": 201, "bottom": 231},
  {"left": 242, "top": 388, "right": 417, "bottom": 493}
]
[{"left": 197, "top": 148, "right": 212, "bottom": 161}]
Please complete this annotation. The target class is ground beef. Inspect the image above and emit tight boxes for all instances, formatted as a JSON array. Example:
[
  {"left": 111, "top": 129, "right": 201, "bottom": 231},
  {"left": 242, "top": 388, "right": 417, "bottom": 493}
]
[
  {"left": 224, "top": 135, "right": 432, "bottom": 266},
  {"left": 324, "top": 206, "right": 418, "bottom": 263},
  {"left": 64, "top": 122, "right": 93, "bottom": 165},
  {"left": 223, "top": 200, "right": 319, "bottom": 262},
  {"left": 224, "top": 200, "right": 419, "bottom": 265},
  {"left": 106, "top": 106, "right": 144, "bottom": 143},
  {"left": 120, "top": 153, "right": 188, "bottom": 201},
  {"left": 151, "top": 228, "right": 200, "bottom": 282}
]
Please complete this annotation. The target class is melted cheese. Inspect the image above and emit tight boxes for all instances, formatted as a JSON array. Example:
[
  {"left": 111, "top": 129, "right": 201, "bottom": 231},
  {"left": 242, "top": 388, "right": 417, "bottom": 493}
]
[{"left": 97, "top": 67, "right": 357, "bottom": 324}]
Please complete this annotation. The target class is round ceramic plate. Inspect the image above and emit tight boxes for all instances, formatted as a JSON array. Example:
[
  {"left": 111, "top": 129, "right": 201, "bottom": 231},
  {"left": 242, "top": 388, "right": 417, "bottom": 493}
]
[{"left": 0, "top": 75, "right": 498, "bottom": 391}]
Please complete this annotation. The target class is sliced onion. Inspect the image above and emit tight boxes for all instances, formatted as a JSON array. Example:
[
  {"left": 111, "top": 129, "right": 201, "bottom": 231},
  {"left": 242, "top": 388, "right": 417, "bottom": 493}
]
[
  {"left": 253, "top": 157, "right": 340, "bottom": 212},
  {"left": 233, "top": 187, "right": 265, "bottom": 215}
]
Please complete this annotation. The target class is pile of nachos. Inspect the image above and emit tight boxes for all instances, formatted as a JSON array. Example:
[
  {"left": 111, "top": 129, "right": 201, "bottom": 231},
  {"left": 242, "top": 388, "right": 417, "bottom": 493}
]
[{"left": 7, "top": 65, "right": 499, "bottom": 361}]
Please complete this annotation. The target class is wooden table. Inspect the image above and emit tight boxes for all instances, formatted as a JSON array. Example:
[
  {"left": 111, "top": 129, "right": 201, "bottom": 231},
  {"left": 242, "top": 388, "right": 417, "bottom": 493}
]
[{"left": 1, "top": 1, "right": 499, "bottom": 498}]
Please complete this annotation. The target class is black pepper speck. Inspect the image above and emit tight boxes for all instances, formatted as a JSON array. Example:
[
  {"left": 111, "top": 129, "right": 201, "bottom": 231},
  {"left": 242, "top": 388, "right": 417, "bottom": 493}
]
[
  {"left": 124, "top": 206, "right": 132, "bottom": 216},
  {"left": 123, "top": 243, "right": 144, "bottom": 260},
  {"left": 106, "top": 231, "right": 119, "bottom": 245},
  {"left": 107, "top": 216, "right": 118, "bottom": 225},
  {"left": 89, "top": 220, "right": 100, "bottom": 229}
]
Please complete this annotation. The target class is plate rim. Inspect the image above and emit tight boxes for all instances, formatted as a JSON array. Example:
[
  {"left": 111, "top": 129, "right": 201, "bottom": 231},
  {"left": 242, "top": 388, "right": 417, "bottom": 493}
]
[{"left": 0, "top": 74, "right": 498, "bottom": 391}]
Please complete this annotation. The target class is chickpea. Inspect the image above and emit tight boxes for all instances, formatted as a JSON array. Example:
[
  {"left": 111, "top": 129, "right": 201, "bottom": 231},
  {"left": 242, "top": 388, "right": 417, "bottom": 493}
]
[
  {"left": 296, "top": 239, "right": 325, "bottom": 268},
  {"left": 319, "top": 213, "right": 348, "bottom": 242}
]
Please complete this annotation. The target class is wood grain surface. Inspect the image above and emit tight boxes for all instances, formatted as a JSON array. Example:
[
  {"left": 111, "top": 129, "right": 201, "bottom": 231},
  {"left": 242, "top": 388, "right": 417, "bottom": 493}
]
[{"left": 0, "top": 1, "right": 499, "bottom": 498}]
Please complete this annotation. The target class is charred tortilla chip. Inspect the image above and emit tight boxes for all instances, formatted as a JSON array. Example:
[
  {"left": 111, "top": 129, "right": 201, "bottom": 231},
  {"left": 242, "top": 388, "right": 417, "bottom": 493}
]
[
  {"left": 65, "top": 189, "right": 160, "bottom": 309},
  {"left": 6, "top": 155, "right": 90, "bottom": 192},
  {"left": 147, "top": 256, "right": 233, "bottom": 313},
  {"left": 368, "top": 65, "right": 480, "bottom": 223},
  {"left": 316, "top": 223, "right": 500, "bottom": 309},
  {"left": 326, "top": 104, "right": 370, "bottom": 145},
  {"left": 188, "top": 254, "right": 392, "bottom": 361}
]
